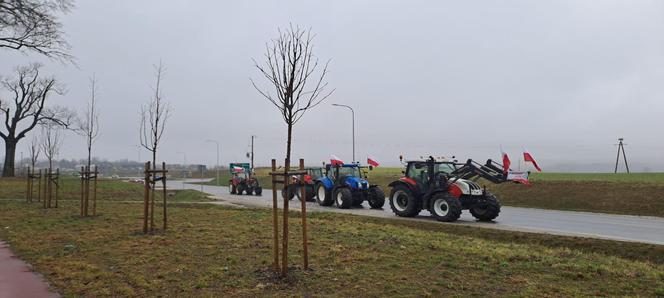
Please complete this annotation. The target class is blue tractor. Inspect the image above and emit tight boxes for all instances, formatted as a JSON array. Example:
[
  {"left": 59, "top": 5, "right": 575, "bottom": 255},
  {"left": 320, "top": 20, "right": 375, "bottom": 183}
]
[{"left": 314, "top": 163, "right": 385, "bottom": 209}]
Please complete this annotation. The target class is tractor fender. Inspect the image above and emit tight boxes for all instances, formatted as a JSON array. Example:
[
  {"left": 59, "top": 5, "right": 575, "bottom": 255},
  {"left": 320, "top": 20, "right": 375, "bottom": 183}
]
[
  {"left": 388, "top": 179, "right": 420, "bottom": 197},
  {"left": 316, "top": 177, "right": 334, "bottom": 189}
]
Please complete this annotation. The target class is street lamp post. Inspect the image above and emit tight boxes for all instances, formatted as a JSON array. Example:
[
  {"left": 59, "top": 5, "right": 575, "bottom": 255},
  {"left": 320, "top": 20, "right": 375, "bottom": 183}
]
[
  {"left": 332, "top": 103, "right": 355, "bottom": 163},
  {"left": 205, "top": 139, "right": 220, "bottom": 186}
]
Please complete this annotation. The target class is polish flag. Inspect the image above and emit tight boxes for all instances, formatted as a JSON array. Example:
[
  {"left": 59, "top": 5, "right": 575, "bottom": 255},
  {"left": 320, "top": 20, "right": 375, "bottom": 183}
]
[
  {"left": 367, "top": 155, "right": 380, "bottom": 167},
  {"left": 501, "top": 147, "right": 511, "bottom": 174},
  {"left": 330, "top": 155, "right": 344, "bottom": 166},
  {"left": 523, "top": 148, "right": 542, "bottom": 172}
]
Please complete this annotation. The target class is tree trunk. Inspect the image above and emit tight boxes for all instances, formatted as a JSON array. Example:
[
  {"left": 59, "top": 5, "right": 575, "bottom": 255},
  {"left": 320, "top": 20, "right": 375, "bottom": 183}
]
[
  {"left": 2, "top": 138, "right": 17, "bottom": 177},
  {"left": 286, "top": 123, "right": 292, "bottom": 165}
]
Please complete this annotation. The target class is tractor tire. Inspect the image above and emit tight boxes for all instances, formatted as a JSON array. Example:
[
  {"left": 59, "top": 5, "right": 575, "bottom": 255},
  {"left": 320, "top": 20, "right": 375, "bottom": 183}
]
[
  {"left": 335, "top": 188, "right": 353, "bottom": 209},
  {"left": 316, "top": 183, "right": 333, "bottom": 206},
  {"left": 254, "top": 186, "right": 263, "bottom": 196},
  {"left": 229, "top": 184, "right": 236, "bottom": 195},
  {"left": 246, "top": 187, "right": 254, "bottom": 196},
  {"left": 304, "top": 185, "right": 316, "bottom": 201},
  {"left": 470, "top": 193, "right": 501, "bottom": 221},
  {"left": 389, "top": 185, "right": 421, "bottom": 217},
  {"left": 236, "top": 184, "right": 246, "bottom": 195},
  {"left": 282, "top": 185, "right": 296, "bottom": 200},
  {"left": 368, "top": 187, "right": 386, "bottom": 209},
  {"left": 429, "top": 192, "right": 462, "bottom": 222}
]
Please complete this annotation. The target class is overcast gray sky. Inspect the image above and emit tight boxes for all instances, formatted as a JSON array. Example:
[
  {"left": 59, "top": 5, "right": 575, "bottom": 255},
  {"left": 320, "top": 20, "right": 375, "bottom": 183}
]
[{"left": 1, "top": 0, "right": 663, "bottom": 171}]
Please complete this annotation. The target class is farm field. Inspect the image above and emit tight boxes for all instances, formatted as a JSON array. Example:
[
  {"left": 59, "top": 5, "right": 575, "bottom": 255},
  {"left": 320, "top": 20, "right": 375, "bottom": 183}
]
[
  {"left": 0, "top": 179, "right": 662, "bottom": 297},
  {"left": 202, "top": 168, "right": 664, "bottom": 217}
]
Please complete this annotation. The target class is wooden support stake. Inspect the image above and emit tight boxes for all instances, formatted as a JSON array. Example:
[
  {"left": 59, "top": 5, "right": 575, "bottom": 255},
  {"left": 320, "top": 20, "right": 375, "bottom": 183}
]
[
  {"left": 299, "top": 159, "right": 309, "bottom": 270},
  {"left": 55, "top": 169, "right": 59, "bottom": 208},
  {"left": 40, "top": 170, "right": 45, "bottom": 208},
  {"left": 84, "top": 166, "right": 89, "bottom": 216},
  {"left": 282, "top": 158, "right": 290, "bottom": 277},
  {"left": 150, "top": 164, "right": 155, "bottom": 233},
  {"left": 93, "top": 166, "right": 98, "bottom": 216},
  {"left": 271, "top": 159, "right": 279, "bottom": 271},
  {"left": 80, "top": 166, "right": 85, "bottom": 216},
  {"left": 162, "top": 162, "right": 167, "bottom": 231},
  {"left": 26, "top": 168, "right": 30, "bottom": 203},
  {"left": 143, "top": 162, "right": 150, "bottom": 234}
]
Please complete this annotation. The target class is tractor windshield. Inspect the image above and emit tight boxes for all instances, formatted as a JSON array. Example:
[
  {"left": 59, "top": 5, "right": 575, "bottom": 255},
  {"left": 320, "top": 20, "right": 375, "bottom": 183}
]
[
  {"left": 434, "top": 163, "right": 456, "bottom": 174},
  {"left": 308, "top": 169, "right": 323, "bottom": 179},
  {"left": 338, "top": 166, "right": 361, "bottom": 178}
]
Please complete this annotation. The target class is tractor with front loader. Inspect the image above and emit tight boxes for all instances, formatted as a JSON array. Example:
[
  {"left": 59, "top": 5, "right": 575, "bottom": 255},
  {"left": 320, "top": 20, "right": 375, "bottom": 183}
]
[
  {"left": 315, "top": 163, "right": 385, "bottom": 209},
  {"left": 388, "top": 156, "right": 527, "bottom": 222}
]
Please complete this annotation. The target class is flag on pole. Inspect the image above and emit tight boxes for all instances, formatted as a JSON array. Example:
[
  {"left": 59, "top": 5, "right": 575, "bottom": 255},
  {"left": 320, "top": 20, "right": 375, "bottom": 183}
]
[
  {"left": 522, "top": 147, "right": 542, "bottom": 172},
  {"left": 330, "top": 155, "right": 344, "bottom": 166},
  {"left": 367, "top": 155, "right": 380, "bottom": 167},
  {"left": 501, "top": 146, "right": 511, "bottom": 174}
]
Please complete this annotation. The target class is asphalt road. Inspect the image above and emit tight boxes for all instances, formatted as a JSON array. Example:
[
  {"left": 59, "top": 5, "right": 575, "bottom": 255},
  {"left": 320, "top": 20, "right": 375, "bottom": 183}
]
[{"left": 168, "top": 180, "right": 664, "bottom": 245}]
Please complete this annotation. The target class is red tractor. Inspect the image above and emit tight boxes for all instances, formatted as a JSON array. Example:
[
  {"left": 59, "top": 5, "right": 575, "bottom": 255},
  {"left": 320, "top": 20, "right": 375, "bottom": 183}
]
[
  {"left": 228, "top": 163, "right": 262, "bottom": 196},
  {"left": 282, "top": 167, "right": 323, "bottom": 202},
  {"left": 388, "top": 156, "right": 527, "bottom": 222}
]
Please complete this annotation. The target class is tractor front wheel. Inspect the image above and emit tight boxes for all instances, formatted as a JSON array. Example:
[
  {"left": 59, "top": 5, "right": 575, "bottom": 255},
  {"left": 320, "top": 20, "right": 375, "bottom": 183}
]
[
  {"left": 429, "top": 193, "right": 462, "bottom": 222},
  {"left": 254, "top": 186, "right": 262, "bottom": 196},
  {"left": 335, "top": 188, "right": 353, "bottom": 209},
  {"left": 389, "top": 185, "right": 421, "bottom": 217},
  {"left": 470, "top": 193, "right": 501, "bottom": 221},
  {"left": 368, "top": 187, "right": 385, "bottom": 209},
  {"left": 282, "top": 185, "right": 297, "bottom": 200},
  {"left": 316, "top": 183, "right": 333, "bottom": 206}
]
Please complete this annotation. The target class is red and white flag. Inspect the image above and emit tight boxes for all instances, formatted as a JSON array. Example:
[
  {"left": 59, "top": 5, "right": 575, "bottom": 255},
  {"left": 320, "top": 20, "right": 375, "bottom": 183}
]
[
  {"left": 367, "top": 155, "right": 380, "bottom": 167},
  {"left": 232, "top": 166, "right": 244, "bottom": 173},
  {"left": 523, "top": 147, "right": 542, "bottom": 172},
  {"left": 501, "top": 147, "right": 511, "bottom": 174},
  {"left": 330, "top": 155, "right": 344, "bottom": 166}
]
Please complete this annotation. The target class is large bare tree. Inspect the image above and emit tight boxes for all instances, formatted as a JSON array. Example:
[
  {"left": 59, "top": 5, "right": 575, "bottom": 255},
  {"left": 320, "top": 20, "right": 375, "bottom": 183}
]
[
  {"left": 140, "top": 61, "right": 169, "bottom": 168},
  {"left": 75, "top": 74, "right": 99, "bottom": 170},
  {"left": 251, "top": 25, "right": 334, "bottom": 164},
  {"left": 0, "top": 0, "right": 73, "bottom": 60},
  {"left": 0, "top": 63, "right": 71, "bottom": 176}
]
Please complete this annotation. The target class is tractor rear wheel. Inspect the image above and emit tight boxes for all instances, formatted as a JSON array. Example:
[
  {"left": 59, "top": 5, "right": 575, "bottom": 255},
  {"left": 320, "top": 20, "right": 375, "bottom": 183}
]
[
  {"left": 429, "top": 193, "right": 462, "bottom": 222},
  {"left": 470, "top": 193, "right": 501, "bottom": 221},
  {"left": 236, "top": 184, "right": 246, "bottom": 195},
  {"left": 304, "top": 185, "right": 315, "bottom": 201},
  {"left": 229, "top": 184, "right": 236, "bottom": 195},
  {"left": 335, "top": 188, "right": 353, "bottom": 209},
  {"left": 368, "top": 187, "right": 385, "bottom": 209},
  {"left": 282, "top": 185, "right": 296, "bottom": 200},
  {"left": 316, "top": 183, "right": 333, "bottom": 206},
  {"left": 389, "top": 185, "right": 421, "bottom": 217}
]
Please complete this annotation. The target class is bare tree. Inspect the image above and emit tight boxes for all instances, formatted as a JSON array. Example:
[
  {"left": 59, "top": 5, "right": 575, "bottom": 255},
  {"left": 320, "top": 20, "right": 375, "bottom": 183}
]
[
  {"left": 0, "top": 63, "right": 71, "bottom": 177},
  {"left": 140, "top": 61, "right": 170, "bottom": 168},
  {"left": 75, "top": 74, "right": 99, "bottom": 170},
  {"left": 251, "top": 25, "right": 334, "bottom": 164},
  {"left": 28, "top": 133, "right": 40, "bottom": 168},
  {"left": 0, "top": 0, "right": 74, "bottom": 60},
  {"left": 40, "top": 122, "right": 61, "bottom": 170}
]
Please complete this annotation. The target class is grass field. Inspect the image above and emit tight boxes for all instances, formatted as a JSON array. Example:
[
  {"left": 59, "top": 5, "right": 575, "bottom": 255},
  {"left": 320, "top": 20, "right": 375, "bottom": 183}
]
[
  {"left": 202, "top": 168, "right": 664, "bottom": 217},
  {"left": 0, "top": 178, "right": 662, "bottom": 297}
]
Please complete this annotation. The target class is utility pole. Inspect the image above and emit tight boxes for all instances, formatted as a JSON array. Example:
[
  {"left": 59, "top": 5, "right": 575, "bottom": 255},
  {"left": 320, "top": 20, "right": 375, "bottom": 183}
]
[
  {"left": 250, "top": 135, "right": 256, "bottom": 171},
  {"left": 614, "top": 138, "right": 630, "bottom": 173}
]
